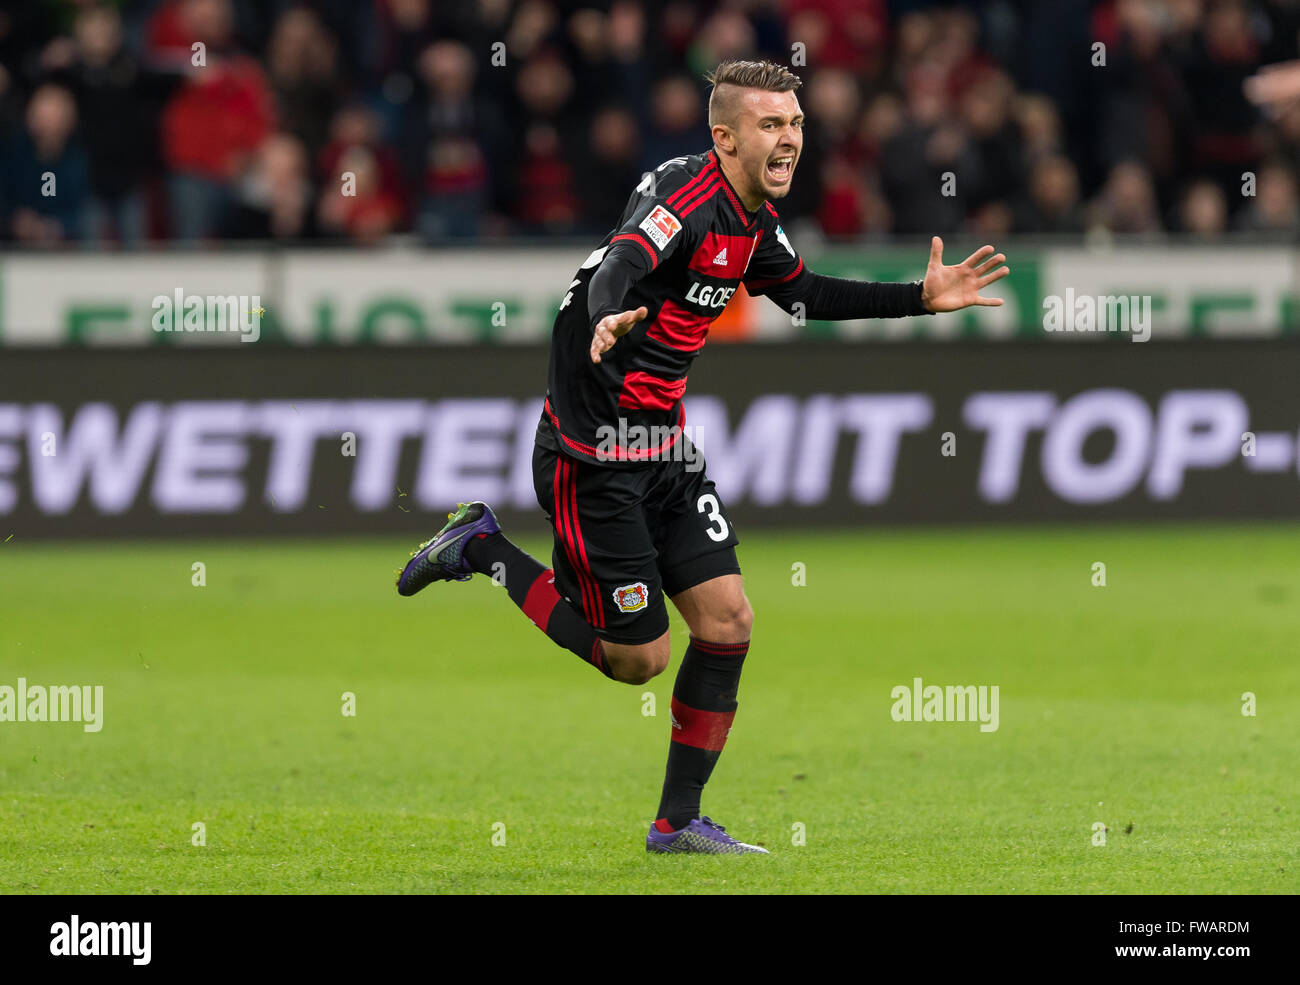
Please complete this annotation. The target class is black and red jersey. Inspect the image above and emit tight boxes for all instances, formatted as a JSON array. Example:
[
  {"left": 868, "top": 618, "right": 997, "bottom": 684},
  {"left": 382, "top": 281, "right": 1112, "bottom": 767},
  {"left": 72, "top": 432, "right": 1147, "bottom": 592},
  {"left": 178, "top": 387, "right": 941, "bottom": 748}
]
[{"left": 537, "top": 148, "right": 808, "bottom": 468}]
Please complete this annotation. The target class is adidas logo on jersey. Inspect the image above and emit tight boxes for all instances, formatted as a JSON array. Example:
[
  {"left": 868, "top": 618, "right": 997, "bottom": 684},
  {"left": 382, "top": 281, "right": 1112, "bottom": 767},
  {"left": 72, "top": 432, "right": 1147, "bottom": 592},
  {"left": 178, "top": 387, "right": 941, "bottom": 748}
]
[{"left": 712, "top": 247, "right": 728, "bottom": 266}]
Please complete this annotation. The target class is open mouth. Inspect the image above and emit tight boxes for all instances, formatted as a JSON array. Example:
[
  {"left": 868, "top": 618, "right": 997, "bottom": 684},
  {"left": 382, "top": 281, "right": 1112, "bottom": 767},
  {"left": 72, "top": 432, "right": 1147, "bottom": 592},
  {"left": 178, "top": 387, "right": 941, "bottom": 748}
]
[{"left": 766, "top": 156, "right": 794, "bottom": 183}]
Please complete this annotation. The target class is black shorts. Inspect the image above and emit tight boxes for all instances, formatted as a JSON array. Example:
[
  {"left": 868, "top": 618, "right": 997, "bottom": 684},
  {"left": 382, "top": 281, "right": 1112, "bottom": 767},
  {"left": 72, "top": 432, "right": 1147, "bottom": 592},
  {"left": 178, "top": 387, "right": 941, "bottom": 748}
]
[{"left": 532, "top": 431, "right": 741, "bottom": 646}]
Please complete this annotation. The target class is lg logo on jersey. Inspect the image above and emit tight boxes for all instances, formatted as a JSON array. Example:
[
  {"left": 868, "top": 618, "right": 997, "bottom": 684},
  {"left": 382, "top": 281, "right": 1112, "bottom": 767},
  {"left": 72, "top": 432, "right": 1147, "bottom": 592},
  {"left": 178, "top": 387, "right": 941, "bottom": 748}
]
[{"left": 684, "top": 282, "right": 736, "bottom": 309}]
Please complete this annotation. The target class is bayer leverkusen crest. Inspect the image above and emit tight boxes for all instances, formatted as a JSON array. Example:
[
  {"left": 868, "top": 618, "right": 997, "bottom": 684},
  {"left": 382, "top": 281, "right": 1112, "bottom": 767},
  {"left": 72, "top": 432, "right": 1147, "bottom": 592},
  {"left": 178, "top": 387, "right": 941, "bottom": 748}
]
[{"left": 613, "top": 582, "right": 649, "bottom": 612}]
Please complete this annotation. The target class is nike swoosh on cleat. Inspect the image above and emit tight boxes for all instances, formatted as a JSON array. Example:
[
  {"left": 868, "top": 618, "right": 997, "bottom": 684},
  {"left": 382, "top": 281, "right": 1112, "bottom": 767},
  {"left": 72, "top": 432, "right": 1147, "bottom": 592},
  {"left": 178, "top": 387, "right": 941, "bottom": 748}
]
[{"left": 431, "top": 526, "right": 475, "bottom": 557}]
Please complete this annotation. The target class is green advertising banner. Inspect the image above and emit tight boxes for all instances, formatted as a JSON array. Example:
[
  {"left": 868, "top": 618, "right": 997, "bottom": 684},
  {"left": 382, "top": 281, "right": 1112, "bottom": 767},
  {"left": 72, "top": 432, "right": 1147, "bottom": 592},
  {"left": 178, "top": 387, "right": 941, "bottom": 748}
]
[{"left": 1, "top": 245, "right": 1296, "bottom": 346}]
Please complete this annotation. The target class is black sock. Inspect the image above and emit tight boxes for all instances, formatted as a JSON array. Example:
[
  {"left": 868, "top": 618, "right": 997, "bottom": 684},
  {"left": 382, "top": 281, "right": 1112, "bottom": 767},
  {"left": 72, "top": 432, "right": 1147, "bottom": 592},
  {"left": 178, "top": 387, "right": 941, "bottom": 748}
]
[
  {"left": 654, "top": 636, "right": 749, "bottom": 829},
  {"left": 463, "top": 531, "right": 614, "bottom": 679}
]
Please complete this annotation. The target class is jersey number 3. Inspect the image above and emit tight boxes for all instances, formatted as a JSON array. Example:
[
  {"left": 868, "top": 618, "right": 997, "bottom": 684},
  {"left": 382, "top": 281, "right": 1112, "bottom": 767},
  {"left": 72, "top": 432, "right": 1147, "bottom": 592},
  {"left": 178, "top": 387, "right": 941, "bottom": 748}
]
[{"left": 697, "top": 493, "right": 729, "bottom": 542}]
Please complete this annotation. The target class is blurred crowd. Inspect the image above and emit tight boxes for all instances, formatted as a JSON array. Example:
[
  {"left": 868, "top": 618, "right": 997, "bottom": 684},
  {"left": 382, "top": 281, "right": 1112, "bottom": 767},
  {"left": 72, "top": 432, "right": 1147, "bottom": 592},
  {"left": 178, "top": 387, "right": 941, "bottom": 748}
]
[{"left": 2, "top": 0, "right": 1300, "bottom": 247}]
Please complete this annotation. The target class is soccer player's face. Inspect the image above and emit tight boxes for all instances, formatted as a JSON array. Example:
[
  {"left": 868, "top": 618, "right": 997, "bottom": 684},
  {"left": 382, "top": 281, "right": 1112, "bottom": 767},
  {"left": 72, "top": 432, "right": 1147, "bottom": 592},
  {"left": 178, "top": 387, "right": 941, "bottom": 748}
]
[{"left": 737, "top": 90, "right": 803, "bottom": 202}]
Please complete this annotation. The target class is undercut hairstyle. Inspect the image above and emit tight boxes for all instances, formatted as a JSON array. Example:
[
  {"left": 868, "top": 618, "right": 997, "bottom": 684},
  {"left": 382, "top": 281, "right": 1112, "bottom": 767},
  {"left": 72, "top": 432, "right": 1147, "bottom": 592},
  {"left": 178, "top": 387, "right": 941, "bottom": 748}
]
[{"left": 705, "top": 59, "right": 803, "bottom": 128}]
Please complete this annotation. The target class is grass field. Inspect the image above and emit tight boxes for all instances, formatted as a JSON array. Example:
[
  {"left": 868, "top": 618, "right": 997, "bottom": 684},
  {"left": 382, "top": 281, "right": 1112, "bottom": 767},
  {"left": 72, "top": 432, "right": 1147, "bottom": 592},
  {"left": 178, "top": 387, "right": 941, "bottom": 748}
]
[{"left": 1, "top": 524, "right": 1297, "bottom": 894}]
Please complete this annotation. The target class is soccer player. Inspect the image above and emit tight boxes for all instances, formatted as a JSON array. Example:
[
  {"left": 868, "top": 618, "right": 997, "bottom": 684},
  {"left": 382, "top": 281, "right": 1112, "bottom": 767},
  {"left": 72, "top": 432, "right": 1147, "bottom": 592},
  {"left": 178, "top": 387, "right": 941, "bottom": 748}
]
[{"left": 397, "top": 60, "right": 1009, "bottom": 854}]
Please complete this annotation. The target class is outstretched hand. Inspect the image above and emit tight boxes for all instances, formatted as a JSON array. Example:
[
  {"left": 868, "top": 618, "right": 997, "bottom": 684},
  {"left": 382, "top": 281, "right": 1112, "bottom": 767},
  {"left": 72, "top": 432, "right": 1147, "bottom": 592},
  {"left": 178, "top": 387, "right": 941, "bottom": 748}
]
[
  {"left": 920, "top": 237, "right": 1010, "bottom": 313},
  {"left": 590, "top": 306, "right": 649, "bottom": 363}
]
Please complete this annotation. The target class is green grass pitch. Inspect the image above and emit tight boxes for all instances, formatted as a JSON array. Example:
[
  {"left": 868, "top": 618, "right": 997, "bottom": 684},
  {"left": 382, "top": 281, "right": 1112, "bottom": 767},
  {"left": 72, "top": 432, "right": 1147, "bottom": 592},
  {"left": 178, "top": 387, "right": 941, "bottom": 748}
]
[{"left": 1, "top": 523, "right": 1297, "bottom": 894}]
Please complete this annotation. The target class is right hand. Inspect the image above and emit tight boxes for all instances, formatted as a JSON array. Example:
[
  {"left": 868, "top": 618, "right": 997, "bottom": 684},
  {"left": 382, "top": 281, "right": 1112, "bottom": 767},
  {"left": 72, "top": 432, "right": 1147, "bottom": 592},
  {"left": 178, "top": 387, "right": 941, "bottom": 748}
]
[{"left": 590, "top": 306, "right": 649, "bottom": 363}]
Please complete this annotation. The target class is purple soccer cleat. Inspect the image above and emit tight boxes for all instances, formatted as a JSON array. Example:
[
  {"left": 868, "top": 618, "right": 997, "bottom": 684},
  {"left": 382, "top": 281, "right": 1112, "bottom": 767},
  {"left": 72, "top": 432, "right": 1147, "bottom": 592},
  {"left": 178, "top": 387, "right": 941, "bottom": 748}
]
[
  {"left": 645, "top": 816, "right": 770, "bottom": 855},
  {"left": 396, "top": 501, "right": 500, "bottom": 596}
]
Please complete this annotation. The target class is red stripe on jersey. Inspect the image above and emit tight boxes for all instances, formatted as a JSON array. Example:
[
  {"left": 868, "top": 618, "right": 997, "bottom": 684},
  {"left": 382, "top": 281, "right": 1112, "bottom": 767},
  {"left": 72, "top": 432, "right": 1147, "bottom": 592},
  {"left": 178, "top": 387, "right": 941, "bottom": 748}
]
[
  {"left": 764, "top": 202, "right": 779, "bottom": 217},
  {"left": 617, "top": 371, "right": 688, "bottom": 412},
  {"left": 646, "top": 298, "right": 710, "bottom": 352},
  {"left": 562, "top": 459, "right": 603, "bottom": 628},
  {"left": 566, "top": 460, "right": 601, "bottom": 628},
  {"left": 666, "top": 160, "right": 718, "bottom": 209},
  {"left": 688, "top": 231, "right": 756, "bottom": 279},
  {"left": 610, "top": 232, "right": 659, "bottom": 267},
  {"left": 551, "top": 456, "right": 581, "bottom": 619},
  {"left": 678, "top": 178, "right": 722, "bottom": 219},
  {"left": 544, "top": 397, "right": 686, "bottom": 462},
  {"left": 672, "top": 162, "right": 720, "bottom": 207},
  {"left": 521, "top": 568, "right": 562, "bottom": 630},
  {"left": 669, "top": 697, "right": 736, "bottom": 751},
  {"left": 745, "top": 256, "right": 804, "bottom": 291},
  {"left": 666, "top": 163, "right": 715, "bottom": 208},
  {"left": 556, "top": 458, "right": 598, "bottom": 627}
]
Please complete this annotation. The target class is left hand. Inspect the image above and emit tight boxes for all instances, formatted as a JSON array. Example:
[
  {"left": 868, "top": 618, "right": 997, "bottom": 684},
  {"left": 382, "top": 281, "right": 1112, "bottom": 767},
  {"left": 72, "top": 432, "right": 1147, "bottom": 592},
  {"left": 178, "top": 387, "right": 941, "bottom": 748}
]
[{"left": 920, "top": 237, "right": 1009, "bottom": 312}]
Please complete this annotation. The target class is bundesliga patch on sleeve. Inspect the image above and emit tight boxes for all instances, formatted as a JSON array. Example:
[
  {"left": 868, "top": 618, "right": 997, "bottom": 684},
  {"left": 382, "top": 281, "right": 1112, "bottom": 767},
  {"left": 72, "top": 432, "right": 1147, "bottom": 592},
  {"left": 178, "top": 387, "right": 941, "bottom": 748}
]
[{"left": 639, "top": 205, "right": 682, "bottom": 251}]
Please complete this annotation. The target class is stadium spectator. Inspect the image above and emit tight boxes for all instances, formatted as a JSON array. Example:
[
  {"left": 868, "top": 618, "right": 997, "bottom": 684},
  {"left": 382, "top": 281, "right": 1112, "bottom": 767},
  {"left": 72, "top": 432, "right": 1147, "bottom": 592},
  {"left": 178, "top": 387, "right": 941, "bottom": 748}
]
[
  {"left": 504, "top": 0, "right": 559, "bottom": 64},
  {"left": 1086, "top": 159, "right": 1163, "bottom": 236},
  {"left": 578, "top": 106, "right": 642, "bottom": 235},
  {"left": 412, "top": 39, "right": 503, "bottom": 240},
  {"left": 1098, "top": 0, "right": 1195, "bottom": 191},
  {"left": 858, "top": 90, "right": 904, "bottom": 168},
  {"left": 318, "top": 142, "right": 404, "bottom": 242},
  {"left": 932, "top": 7, "right": 998, "bottom": 99},
  {"left": 879, "top": 65, "right": 977, "bottom": 235},
  {"left": 225, "top": 132, "right": 315, "bottom": 240},
  {"left": 802, "top": 68, "right": 867, "bottom": 236},
  {"left": 805, "top": 68, "right": 863, "bottom": 156},
  {"left": 159, "top": 0, "right": 275, "bottom": 241},
  {"left": 787, "top": 0, "right": 888, "bottom": 74},
  {"left": 265, "top": 8, "right": 341, "bottom": 161},
  {"left": 1015, "top": 94, "right": 1066, "bottom": 165},
  {"left": 1178, "top": 177, "right": 1230, "bottom": 237},
  {"left": 511, "top": 52, "right": 581, "bottom": 234},
  {"left": 638, "top": 75, "right": 707, "bottom": 175},
  {"left": 317, "top": 104, "right": 409, "bottom": 238},
  {"left": 685, "top": 9, "right": 758, "bottom": 79},
  {"left": 959, "top": 68, "right": 1023, "bottom": 215},
  {"left": 1184, "top": 0, "right": 1263, "bottom": 196},
  {"left": 65, "top": 5, "right": 156, "bottom": 246},
  {"left": 817, "top": 155, "right": 874, "bottom": 237},
  {"left": 3, "top": 83, "right": 87, "bottom": 244},
  {"left": 1233, "top": 161, "right": 1300, "bottom": 236},
  {"left": 366, "top": 0, "right": 436, "bottom": 86},
  {"left": 1016, "top": 154, "right": 1085, "bottom": 235},
  {"left": 514, "top": 121, "right": 580, "bottom": 233}
]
